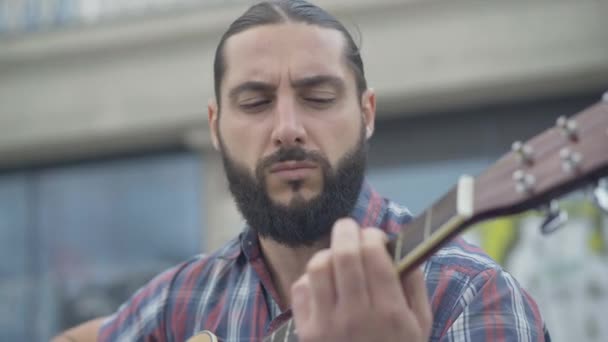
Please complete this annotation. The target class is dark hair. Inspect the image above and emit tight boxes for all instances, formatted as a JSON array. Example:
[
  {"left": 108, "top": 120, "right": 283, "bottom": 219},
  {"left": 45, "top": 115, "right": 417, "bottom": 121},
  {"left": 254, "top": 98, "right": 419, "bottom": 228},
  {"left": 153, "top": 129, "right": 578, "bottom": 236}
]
[{"left": 213, "top": 0, "right": 367, "bottom": 109}]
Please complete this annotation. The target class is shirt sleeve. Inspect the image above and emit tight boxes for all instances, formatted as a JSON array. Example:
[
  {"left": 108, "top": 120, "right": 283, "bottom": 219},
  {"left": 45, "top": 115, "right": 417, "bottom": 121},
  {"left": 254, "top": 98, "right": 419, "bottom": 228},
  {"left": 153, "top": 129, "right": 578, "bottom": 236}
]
[
  {"left": 97, "top": 265, "right": 181, "bottom": 342},
  {"left": 439, "top": 267, "right": 550, "bottom": 342}
]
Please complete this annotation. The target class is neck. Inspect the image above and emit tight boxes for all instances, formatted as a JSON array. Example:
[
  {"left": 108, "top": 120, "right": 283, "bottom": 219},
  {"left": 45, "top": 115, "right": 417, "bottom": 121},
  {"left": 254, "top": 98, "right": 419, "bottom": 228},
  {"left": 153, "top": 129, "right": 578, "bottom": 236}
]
[{"left": 259, "top": 235, "right": 330, "bottom": 308}]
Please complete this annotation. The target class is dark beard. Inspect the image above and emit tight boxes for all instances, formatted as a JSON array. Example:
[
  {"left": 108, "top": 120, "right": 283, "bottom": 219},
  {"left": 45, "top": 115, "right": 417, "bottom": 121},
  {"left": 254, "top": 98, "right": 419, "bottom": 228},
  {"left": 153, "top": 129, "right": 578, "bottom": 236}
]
[{"left": 218, "top": 131, "right": 367, "bottom": 247}]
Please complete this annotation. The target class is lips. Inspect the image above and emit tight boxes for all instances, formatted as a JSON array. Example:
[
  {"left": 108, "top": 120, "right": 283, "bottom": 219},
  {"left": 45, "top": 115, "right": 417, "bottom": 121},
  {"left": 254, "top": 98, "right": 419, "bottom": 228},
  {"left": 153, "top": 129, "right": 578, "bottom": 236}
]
[
  {"left": 269, "top": 161, "right": 318, "bottom": 180},
  {"left": 269, "top": 160, "right": 317, "bottom": 173}
]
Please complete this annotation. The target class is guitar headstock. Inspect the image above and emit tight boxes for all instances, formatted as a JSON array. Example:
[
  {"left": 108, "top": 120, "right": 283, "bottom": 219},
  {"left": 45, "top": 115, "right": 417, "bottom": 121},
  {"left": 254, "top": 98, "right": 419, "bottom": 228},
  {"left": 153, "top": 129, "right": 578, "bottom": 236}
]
[{"left": 472, "top": 93, "right": 608, "bottom": 222}]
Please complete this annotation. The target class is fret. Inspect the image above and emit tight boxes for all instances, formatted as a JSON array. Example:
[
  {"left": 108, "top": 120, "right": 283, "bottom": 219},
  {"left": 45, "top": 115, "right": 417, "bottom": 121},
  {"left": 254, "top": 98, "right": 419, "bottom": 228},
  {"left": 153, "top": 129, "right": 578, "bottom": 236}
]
[
  {"left": 395, "top": 176, "right": 474, "bottom": 273},
  {"left": 392, "top": 230, "right": 403, "bottom": 264},
  {"left": 423, "top": 207, "right": 432, "bottom": 241},
  {"left": 393, "top": 186, "right": 458, "bottom": 263},
  {"left": 430, "top": 186, "right": 458, "bottom": 235},
  {"left": 394, "top": 215, "right": 426, "bottom": 261}
]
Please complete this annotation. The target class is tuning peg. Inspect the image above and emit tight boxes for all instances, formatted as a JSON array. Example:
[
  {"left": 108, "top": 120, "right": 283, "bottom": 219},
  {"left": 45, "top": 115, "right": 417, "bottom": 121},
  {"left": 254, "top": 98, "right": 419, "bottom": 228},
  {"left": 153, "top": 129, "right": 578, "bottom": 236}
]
[
  {"left": 513, "top": 169, "right": 536, "bottom": 194},
  {"left": 602, "top": 90, "right": 608, "bottom": 102},
  {"left": 539, "top": 200, "right": 568, "bottom": 235},
  {"left": 560, "top": 147, "right": 583, "bottom": 173},
  {"left": 556, "top": 116, "right": 578, "bottom": 141},
  {"left": 593, "top": 179, "right": 608, "bottom": 214},
  {"left": 511, "top": 141, "right": 534, "bottom": 165}
]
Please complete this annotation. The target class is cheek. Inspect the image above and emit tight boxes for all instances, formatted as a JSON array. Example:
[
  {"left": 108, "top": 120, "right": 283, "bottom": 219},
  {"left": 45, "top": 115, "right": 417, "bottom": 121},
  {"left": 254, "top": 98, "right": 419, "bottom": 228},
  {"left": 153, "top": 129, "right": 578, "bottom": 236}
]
[
  {"left": 310, "top": 114, "right": 362, "bottom": 166},
  {"left": 219, "top": 115, "right": 271, "bottom": 170}
]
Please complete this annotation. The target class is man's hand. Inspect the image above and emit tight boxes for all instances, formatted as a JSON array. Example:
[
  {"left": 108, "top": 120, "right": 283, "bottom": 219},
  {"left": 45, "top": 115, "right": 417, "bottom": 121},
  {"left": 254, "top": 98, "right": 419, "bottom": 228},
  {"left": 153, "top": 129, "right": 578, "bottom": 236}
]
[
  {"left": 291, "top": 218, "right": 432, "bottom": 342},
  {"left": 51, "top": 317, "right": 105, "bottom": 342}
]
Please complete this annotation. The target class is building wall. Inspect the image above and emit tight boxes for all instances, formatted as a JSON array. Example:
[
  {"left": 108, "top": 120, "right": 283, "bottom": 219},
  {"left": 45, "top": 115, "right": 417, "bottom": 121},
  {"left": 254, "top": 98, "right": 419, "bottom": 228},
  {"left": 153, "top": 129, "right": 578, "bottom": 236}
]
[{"left": 0, "top": 0, "right": 606, "bottom": 168}]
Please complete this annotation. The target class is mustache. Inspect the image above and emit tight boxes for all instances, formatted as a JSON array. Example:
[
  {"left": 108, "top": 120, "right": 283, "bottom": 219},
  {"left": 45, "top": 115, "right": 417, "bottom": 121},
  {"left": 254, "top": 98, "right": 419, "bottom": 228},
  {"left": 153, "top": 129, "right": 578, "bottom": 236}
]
[{"left": 257, "top": 147, "right": 327, "bottom": 171}]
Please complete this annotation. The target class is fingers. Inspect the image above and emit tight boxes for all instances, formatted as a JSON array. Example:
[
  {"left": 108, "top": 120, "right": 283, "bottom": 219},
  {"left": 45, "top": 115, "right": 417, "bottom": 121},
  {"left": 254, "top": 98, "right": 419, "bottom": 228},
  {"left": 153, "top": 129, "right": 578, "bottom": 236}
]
[
  {"left": 293, "top": 221, "right": 433, "bottom": 341},
  {"left": 291, "top": 275, "right": 312, "bottom": 331},
  {"left": 361, "top": 228, "right": 431, "bottom": 338},
  {"left": 331, "top": 218, "right": 371, "bottom": 310},
  {"left": 306, "top": 249, "right": 336, "bottom": 319},
  {"left": 360, "top": 228, "right": 405, "bottom": 309},
  {"left": 401, "top": 267, "right": 433, "bottom": 335}
]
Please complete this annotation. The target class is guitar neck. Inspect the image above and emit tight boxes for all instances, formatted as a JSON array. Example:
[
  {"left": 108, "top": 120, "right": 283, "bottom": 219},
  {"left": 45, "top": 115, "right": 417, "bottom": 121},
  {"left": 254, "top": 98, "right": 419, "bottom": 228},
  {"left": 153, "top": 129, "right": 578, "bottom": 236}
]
[
  {"left": 388, "top": 176, "right": 474, "bottom": 274},
  {"left": 390, "top": 100, "right": 608, "bottom": 273}
]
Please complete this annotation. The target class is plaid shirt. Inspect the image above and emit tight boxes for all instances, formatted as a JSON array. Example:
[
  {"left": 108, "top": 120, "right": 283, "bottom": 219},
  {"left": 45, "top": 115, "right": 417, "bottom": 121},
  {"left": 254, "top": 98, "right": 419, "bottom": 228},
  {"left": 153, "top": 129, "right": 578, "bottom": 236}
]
[{"left": 99, "top": 183, "right": 550, "bottom": 341}]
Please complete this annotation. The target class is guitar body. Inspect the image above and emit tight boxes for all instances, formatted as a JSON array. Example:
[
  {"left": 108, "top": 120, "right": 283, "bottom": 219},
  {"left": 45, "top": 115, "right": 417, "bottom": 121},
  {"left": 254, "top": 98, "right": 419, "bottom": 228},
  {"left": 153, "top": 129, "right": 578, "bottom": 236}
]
[{"left": 186, "top": 331, "right": 219, "bottom": 342}]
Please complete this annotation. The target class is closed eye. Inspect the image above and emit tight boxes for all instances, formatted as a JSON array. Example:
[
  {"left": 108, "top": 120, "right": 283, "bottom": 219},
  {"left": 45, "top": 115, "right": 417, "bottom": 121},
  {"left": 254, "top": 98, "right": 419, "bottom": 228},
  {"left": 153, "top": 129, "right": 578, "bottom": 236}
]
[
  {"left": 240, "top": 99, "right": 272, "bottom": 111},
  {"left": 303, "top": 97, "right": 336, "bottom": 109},
  {"left": 305, "top": 97, "right": 335, "bottom": 103}
]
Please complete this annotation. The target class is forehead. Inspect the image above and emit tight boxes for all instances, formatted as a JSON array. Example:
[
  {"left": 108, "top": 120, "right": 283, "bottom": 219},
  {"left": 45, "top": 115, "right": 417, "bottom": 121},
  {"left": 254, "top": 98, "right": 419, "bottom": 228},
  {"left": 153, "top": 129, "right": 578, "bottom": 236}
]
[{"left": 222, "top": 22, "right": 350, "bottom": 90}]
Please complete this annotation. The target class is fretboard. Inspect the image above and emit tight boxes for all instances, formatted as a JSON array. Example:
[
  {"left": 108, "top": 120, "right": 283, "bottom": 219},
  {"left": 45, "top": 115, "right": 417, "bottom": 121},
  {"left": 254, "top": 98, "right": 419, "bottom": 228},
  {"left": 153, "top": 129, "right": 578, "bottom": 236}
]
[{"left": 391, "top": 175, "right": 473, "bottom": 273}]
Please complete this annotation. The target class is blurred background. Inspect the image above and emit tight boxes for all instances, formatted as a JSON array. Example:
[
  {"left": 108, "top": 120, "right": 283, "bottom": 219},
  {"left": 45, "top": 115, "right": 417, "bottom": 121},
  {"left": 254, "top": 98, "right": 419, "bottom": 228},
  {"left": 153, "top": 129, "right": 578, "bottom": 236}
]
[{"left": 0, "top": 0, "right": 607, "bottom": 340}]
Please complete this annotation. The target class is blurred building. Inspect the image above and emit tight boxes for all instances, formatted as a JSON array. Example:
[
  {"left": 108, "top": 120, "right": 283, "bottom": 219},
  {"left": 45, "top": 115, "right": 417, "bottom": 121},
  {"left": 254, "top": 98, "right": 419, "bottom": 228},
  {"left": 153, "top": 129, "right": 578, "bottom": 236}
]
[{"left": 0, "top": 0, "right": 607, "bottom": 340}]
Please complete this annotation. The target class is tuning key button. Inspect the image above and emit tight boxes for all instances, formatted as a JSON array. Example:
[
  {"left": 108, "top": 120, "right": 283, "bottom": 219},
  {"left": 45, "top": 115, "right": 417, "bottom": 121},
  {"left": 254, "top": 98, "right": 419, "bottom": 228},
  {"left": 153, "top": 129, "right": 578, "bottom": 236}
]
[
  {"left": 602, "top": 91, "right": 608, "bottom": 102},
  {"left": 540, "top": 200, "right": 568, "bottom": 235},
  {"left": 556, "top": 116, "right": 578, "bottom": 141},
  {"left": 513, "top": 170, "right": 536, "bottom": 194},
  {"left": 593, "top": 179, "right": 608, "bottom": 214},
  {"left": 560, "top": 147, "right": 582, "bottom": 173},
  {"left": 511, "top": 141, "right": 534, "bottom": 165}
]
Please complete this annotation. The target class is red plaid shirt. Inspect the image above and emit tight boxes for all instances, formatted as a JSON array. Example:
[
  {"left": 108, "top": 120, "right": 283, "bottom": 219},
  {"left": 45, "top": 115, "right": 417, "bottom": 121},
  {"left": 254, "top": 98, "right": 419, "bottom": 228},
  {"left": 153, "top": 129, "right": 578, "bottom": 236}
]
[{"left": 99, "top": 183, "right": 550, "bottom": 341}]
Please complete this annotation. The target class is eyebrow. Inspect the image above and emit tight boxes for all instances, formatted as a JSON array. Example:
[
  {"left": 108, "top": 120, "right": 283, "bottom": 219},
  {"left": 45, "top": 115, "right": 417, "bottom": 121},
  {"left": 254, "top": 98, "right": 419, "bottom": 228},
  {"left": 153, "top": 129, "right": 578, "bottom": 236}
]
[{"left": 290, "top": 75, "right": 345, "bottom": 92}]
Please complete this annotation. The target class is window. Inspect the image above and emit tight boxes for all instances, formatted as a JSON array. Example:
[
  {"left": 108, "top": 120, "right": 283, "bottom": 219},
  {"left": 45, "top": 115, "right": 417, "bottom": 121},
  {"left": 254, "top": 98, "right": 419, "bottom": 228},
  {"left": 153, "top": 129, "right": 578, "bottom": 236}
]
[{"left": 0, "top": 151, "right": 204, "bottom": 340}]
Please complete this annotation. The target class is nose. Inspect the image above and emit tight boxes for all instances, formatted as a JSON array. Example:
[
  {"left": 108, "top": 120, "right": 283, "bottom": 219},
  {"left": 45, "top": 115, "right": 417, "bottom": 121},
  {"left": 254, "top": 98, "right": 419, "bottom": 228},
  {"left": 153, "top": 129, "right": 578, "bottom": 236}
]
[{"left": 270, "top": 97, "right": 307, "bottom": 148}]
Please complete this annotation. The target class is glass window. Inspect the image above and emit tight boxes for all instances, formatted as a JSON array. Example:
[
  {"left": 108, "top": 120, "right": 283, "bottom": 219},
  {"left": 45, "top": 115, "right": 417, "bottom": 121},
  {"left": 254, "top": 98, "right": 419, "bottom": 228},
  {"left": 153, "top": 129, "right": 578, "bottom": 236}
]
[
  {"left": 0, "top": 173, "right": 30, "bottom": 341},
  {"left": 0, "top": 151, "right": 204, "bottom": 341}
]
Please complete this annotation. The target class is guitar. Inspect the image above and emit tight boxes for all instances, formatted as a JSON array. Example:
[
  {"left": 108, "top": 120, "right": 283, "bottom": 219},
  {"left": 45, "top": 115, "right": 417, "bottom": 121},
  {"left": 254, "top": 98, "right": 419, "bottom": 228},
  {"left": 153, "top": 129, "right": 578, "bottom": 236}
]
[{"left": 188, "top": 93, "right": 608, "bottom": 342}]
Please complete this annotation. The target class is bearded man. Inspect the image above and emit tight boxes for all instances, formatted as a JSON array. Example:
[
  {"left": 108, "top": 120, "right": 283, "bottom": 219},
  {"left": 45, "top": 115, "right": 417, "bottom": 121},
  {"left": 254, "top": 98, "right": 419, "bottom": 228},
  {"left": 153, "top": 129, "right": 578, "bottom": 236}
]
[{"left": 54, "top": 1, "right": 550, "bottom": 341}]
